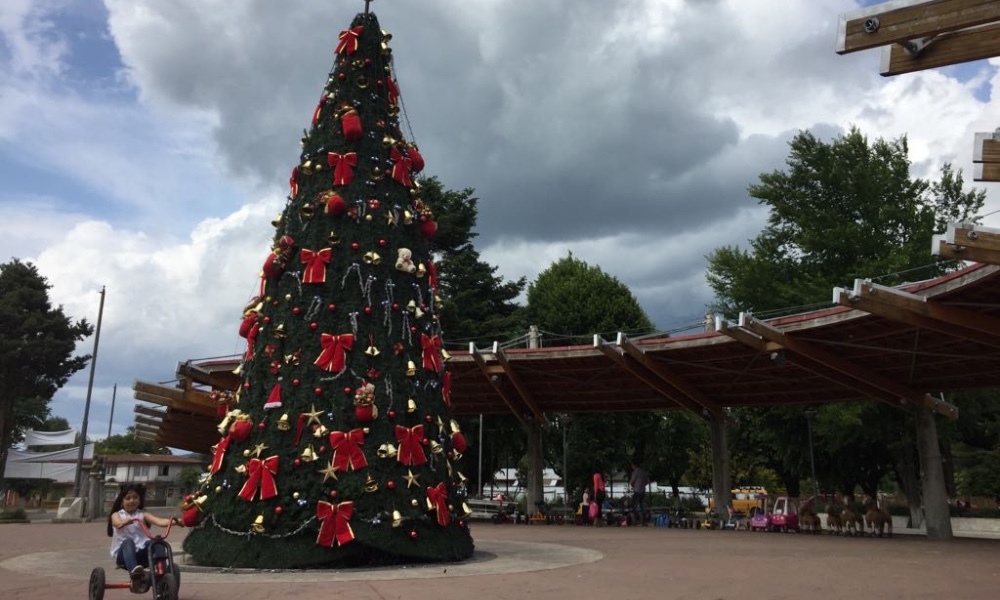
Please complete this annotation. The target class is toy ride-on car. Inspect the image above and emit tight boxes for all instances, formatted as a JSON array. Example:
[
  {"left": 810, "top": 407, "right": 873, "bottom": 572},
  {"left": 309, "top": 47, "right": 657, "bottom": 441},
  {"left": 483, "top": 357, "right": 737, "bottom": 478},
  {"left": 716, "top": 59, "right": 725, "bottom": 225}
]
[{"left": 89, "top": 519, "right": 182, "bottom": 600}]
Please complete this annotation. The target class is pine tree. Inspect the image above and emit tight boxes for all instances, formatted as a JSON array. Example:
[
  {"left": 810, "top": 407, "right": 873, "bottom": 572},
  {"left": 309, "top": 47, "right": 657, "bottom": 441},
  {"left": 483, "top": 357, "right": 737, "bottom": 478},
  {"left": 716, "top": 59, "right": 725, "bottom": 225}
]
[{"left": 182, "top": 8, "right": 474, "bottom": 568}]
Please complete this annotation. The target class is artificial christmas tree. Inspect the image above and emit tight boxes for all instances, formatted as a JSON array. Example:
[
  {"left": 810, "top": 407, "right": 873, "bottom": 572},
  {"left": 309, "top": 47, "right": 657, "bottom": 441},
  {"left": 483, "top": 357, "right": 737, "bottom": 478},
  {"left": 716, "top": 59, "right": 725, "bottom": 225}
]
[{"left": 182, "top": 6, "right": 475, "bottom": 568}]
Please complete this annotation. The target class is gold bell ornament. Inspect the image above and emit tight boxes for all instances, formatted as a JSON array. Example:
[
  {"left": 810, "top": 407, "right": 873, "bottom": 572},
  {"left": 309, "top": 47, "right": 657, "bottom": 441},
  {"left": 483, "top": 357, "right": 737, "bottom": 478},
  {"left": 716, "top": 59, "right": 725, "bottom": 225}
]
[
  {"left": 406, "top": 361, "right": 417, "bottom": 377},
  {"left": 363, "top": 251, "right": 382, "bottom": 265},
  {"left": 382, "top": 134, "right": 397, "bottom": 147},
  {"left": 273, "top": 323, "right": 286, "bottom": 338},
  {"left": 415, "top": 263, "right": 426, "bottom": 277},
  {"left": 276, "top": 414, "right": 290, "bottom": 431},
  {"left": 364, "top": 474, "right": 379, "bottom": 493},
  {"left": 392, "top": 509, "right": 404, "bottom": 528},
  {"left": 252, "top": 515, "right": 265, "bottom": 533},
  {"left": 365, "top": 344, "right": 380, "bottom": 357},
  {"left": 313, "top": 424, "right": 329, "bottom": 438},
  {"left": 429, "top": 440, "right": 443, "bottom": 454},
  {"left": 377, "top": 443, "right": 398, "bottom": 459},
  {"left": 300, "top": 445, "right": 317, "bottom": 463},
  {"left": 299, "top": 202, "right": 315, "bottom": 220},
  {"left": 406, "top": 398, "right": 417, "bottom": 413},
  {"left": 441, "top": 348, "right": 452, "bottom": 361},
  {"left": 461, "top": 502, "right": 473, "bottom": 518}
]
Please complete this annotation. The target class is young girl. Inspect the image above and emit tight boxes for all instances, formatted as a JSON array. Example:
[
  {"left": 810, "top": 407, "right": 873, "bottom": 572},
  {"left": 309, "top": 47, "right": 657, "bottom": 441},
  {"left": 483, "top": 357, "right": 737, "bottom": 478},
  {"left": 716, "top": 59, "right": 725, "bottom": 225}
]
[{"left": 107, "top": 484, "right": 182, "bottom": 584}]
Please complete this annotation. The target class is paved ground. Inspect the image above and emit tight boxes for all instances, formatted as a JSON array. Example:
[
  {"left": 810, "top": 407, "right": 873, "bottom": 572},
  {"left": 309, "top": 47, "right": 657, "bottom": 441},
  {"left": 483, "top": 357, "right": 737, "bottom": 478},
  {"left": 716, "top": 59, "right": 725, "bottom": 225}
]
[{"left": 3, "top": 518, "right": 999, "bottom": 600}]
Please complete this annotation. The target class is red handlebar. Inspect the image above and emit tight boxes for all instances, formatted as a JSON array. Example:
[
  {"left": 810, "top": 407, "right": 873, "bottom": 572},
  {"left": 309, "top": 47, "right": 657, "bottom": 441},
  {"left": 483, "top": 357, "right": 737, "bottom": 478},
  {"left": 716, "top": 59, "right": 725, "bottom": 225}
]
[{"left": 134, "top": 517, "right": 178, "bottom": 540}]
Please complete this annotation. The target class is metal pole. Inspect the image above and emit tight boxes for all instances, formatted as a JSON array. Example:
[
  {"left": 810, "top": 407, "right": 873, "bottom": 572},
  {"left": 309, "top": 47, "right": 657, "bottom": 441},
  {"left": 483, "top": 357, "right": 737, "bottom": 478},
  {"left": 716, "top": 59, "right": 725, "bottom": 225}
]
[
  {"left": 74, "top": 286, "right": 105, "bottom": 497},
  {"left": 106, "top": 383, "right": 117, "bottom": 440},
  {"left": 477, "top": 414, "right": 483, "bottom": 498},
  {"left": 806, "top": 412, "right": 818, "bottom": 498}
]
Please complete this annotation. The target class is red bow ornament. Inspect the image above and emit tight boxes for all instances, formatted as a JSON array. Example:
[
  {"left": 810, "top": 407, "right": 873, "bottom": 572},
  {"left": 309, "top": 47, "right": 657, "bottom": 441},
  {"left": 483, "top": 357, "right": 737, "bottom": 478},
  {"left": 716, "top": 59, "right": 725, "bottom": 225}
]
[
  {"left": 426, "top": 482, "right": 451, "bottom": 527},
  {"left": 395, "top": 424, "right": 427, "bottom": 466},
  {"left": 407, "top": 144, "right": 425, "bottom": 174},
  {"left": 327, "top": 152, "right": 357, "bottom": 186},
  {"left": 238, "top": 456, "right": 279, "bottom": 501},
  {"left": 314, "top": 333, "right": 355, "bottom": 372},
  {"left": 316, "top": 500, "right": 355, "bottom": 547},
  {"left": 340, "top": 108, "right": 362, "bottom": 141},
  {"left": 328, "top": 428, "right": 368, "bottom": 472},
  {"left": 389, "top": 146, "right": 412, "bottom": 188},
  {"left": 421, "top": 334, "right": 443, "bottom": 372},
  {"left": 300, "top": 247, "right": 332, "bottom": 284},
  {"left": 311, "top": 93, "right": 327, "bottom": 125},
  {"left": 289, "top": 166, "right": 299, "bottom": 199},
  {"left": 209, "top": 435, "right": 231, "bottom": 475},
  {"left": 386, "top": 77, "right": 399, "bottom": 107},
  {"left": 335, "top": 26, "right": 364, "bottom": 55}
]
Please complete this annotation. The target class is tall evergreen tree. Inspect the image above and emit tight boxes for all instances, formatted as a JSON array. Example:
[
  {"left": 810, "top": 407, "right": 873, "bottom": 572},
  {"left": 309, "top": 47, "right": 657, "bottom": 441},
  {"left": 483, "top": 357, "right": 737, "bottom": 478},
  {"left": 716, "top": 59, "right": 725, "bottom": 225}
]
[
  {"left": 183, "top": 9, "right": 474, "bottom": 568},
  {"left": 0, "top": 260, "right": 92, "bottom": 482}
]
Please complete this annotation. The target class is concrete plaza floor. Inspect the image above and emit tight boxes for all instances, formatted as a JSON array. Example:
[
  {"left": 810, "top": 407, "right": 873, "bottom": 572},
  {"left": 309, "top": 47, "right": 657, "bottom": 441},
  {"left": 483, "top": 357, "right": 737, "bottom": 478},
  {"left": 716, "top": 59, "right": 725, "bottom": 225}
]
[{"left": 2, "top": 518, "right": 998, "bottom": 599}]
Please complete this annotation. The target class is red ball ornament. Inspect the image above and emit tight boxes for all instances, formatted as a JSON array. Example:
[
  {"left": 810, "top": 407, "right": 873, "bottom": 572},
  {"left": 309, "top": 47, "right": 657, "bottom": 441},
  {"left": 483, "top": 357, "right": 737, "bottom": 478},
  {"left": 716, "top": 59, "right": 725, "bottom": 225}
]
[
  {"left": 292, "top": 378, "right": 301, "bottom": 387},
  {"left": 446, "top": 451, "right": 454, "bottom": 459},
  {"left": 410, "top": 326, "right": 418, "bottom": 333},
  {"left": 421, "top": 437, "right": 429, "bottom": 445},
  {"left": 344, "top": 387, "right": 353, "bottom": 395},
  {"left": 378, "top": 239, "right": 387, "bottom": 247},
  {"left": 363, "top": 306, "right": 372, "bottom": 316},
  {"left": 319, "top": 446, "right": 326, "bottom": 454},
  {"left": 310, "top": 321, "right": 319, "bottom": 330},
  {"left": 420, "top": 219, "right": 438, "bottom": 239},
  {"left": 376, "top": 78, "right": 383, "bottom": 86},
  {"left": 388, "top": 410, "right": 396, "bottom": 419},
  {"left": 314, "top": 387, "right": 323, "bottom": 395},
  {"left": 392, "top": 302, "right": 400, "bottom": 311},
  {"left": 258, "top": 422, "right": 266, "bottom": 430},
  {"left": 330, "top": 490, "right": 338, "bottom": 499},
  {"left": 263, "top": 316, "right": 271, "bottom": 324},
  {"left": 275, "top": 506, "right": 283, "bottom": 515},
  {"left": 425, "top": 415, "right": 433, "bottom": 423},
  {"left": 458, "top": 519, "right": 466, "bottom": 528},
  {"left": 328, "top": 303, "right": 337, "bottom": 311},
  {"left": 292, "top": 306, "right": 301, "bottom": 316},
  {"left": 364, "top": 58, "right": 372, "bottom": 66},
  {"left": 243, "top": 382, "right": 251, "bottom": 390},
  {"left": 294, "top": 458, "right": 301, "bottom": 467},
  {"left": 387, "top": 480, "right": 396, "bottom": 490},
  {"left": 351, "top": 241, "right": 360, "bottom": 250},
  {"left": 338, "top": 72, "right": 346, "bottom": 80},
  {"left": 409, "top": 530, "right": 418, "bottom": 540}
]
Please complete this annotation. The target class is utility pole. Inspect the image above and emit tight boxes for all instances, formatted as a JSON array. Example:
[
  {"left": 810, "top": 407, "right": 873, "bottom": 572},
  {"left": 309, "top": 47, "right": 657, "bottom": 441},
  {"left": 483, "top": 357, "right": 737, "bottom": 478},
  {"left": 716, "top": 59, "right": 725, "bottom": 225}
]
[
  {"left": 106, "top": 383, "right": 117, "bottom": 440},
  {"left": 74, "top": 286, "right": 105, "bottom": 497}
]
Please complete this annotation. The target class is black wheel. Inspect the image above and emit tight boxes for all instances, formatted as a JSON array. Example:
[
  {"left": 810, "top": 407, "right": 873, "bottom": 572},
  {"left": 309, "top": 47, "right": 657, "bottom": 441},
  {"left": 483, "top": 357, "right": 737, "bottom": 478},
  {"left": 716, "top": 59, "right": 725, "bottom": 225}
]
[
  {"left": 88, "top": 568, "right": 106, "bottom": 600},
  {"left": 173, "top": 563, "right": 181, "bottom": 588},
  {"left": 153, "top": 573, "right": 178, "bottom": 600}
]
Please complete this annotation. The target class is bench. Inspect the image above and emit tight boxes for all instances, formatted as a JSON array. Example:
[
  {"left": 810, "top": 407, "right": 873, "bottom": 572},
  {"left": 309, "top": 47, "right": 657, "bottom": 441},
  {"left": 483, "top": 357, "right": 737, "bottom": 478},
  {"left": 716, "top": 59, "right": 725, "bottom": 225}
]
[{"left": 466, "top": 499, "right": 503, "bottom": 521}]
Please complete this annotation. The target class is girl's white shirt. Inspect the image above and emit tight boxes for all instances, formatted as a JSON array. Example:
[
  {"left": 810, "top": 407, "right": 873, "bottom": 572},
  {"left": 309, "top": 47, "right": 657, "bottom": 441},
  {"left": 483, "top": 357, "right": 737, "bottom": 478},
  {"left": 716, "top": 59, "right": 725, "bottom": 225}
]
[{"left": 109, "top": 509, "right": 148, "bottom": 559}]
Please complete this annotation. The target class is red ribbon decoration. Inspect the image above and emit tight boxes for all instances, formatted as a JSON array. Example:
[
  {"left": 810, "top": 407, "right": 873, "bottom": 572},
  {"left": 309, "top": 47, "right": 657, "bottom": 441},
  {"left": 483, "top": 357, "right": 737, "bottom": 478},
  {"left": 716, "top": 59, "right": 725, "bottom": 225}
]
[
  {"left": 210, "top": 435, "right": 230, "bottom": 475},
  {"left": 407, "top": 144, "right": 425, "bottom": 173},
  {"left": 238, "top": 456, "right": 279, "bottom": 501},
  {"left": 264, "top": 382, "right": 282, "bottom": 409},
  {"left": 294, "top": 413, "right": 309, "bottom": 446},
  {"left": 421, "top": 334, "right": 443, "bottom": 372},
  {"left": 316, "top": 501, "right": 355, "bottom": 547},
  {"left": 289, "top": 166, "right": 299, "bottom": 199},
  {"left": 314, "top": 333, "right": 354, "bottom": 372},
  {"left": 335, "top": 26, "right": 364, "bottom": 55},
  {"left": 386, "top": 77, "right": 399, "bottom": 106},
  {"left": 300, "top": 248, "right": 332, "bottom": 284},
  {"left": 395, "top": 425, "right": 427, "bottom": 466},
  {"left": 426, "top": 260, "right": 439, "bottom": 292},
  {"left": 441, "top": 370, "right": 452, "bottom": 408},
  {"left": 312, "top": 92, "right": 328, "bottom": 125},
  {"left": 328, "top": 429, "right": 368, "bottom": 472},
  {"left": 426, "top": 483, "right": 451, "bottom": 527},
  {"left": 327, "top": 152, "right": 357, "bottom": 186},
  {"left": 389, "top": 146, "right": 412, "bottom": 188},
  {"left": 239, "top": 313, "right": 258, "bottom": 361},
  {"left": 323, "top": 191, "right": 347, "bottom": 215}
]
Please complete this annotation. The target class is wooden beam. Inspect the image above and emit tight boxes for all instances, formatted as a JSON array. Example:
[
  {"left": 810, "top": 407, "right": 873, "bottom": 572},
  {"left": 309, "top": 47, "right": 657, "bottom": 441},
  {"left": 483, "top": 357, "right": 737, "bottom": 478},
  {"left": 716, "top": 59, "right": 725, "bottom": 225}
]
[
  {"left": 935, "top": 239, "right": 1000, "bottom": 263},
  {"left": 837, "top": 0, "right": 1000, "bottom": 55},
  {"left": 973, "top": 133, "right": 1000, "bottom": 163},
  {"left": 740, "top": 314, "right": 957, "bottom": 418},
  {"left": 468, "top": 344, "right": 528, "bottom": 428},
  {"left": 494, "top": 349, "right": 547, "bottom": 425},
  {"left": 834, "top": 280, "right": 1000, "bottom": 348},
  {"left": 880, "top": 21, "right": 1000, "bottom": 75},
  {"left": 593, "top": 336, "right": 708, "bottom": 418},
  {"left": 974, "top": 162, "right": 1000, "bottom": 182},
  {"left": 617, "top": 335, "right": 727, "bottom": 419},
  {"left": 943, "top": 222, "right": 1000, "bottom": 250},
  {"left": 134, "top": 405, "right": 167, "bottom": 419}
]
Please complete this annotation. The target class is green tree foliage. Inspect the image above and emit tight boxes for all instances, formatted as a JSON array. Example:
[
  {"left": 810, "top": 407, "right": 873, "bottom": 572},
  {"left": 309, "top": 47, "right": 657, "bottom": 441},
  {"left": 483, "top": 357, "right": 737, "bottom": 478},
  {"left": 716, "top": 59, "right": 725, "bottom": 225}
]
[
  {"left": 528, "top": 253, "right": 654, "bottom": 340},
  {"left": 96, "top": 427, "right": 171, "bottom": 455},
  {"left": 704, "top": 127, "right": 987, "bottom": 505},
  {"left": 420, "top": 176, "right": 528, "bottom": 346},
  {"left": 0, "top": 259, "right": 93, "bottom": 480}
]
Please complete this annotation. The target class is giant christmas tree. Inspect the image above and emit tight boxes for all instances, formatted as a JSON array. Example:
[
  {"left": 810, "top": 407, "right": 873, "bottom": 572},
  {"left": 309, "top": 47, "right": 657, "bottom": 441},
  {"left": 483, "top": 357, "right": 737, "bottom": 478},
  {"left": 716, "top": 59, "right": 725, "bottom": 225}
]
[{"left": 182, "top": 7, "right": 475, "bottom": 568}]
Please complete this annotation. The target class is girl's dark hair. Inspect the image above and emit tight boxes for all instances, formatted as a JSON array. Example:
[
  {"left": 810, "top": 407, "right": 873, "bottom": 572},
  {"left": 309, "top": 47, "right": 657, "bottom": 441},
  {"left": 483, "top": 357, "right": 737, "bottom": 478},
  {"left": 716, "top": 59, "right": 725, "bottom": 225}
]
[{"left": 106, "top": 483, "right": 147, "bottom": 537}]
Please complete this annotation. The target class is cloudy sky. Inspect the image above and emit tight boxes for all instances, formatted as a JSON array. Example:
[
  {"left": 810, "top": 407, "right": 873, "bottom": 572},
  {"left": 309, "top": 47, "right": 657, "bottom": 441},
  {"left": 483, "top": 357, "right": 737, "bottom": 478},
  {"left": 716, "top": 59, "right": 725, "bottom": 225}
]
[{"left": 3, "top": 0, "right": 999, "bottom": 442}]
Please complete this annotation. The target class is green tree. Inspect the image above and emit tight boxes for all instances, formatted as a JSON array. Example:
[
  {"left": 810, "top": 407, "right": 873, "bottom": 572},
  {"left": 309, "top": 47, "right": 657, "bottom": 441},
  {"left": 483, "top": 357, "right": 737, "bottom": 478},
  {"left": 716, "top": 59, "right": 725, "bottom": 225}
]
[
  {"left": 528, "top": 253, "right": 659, "bottom": 504},
  {"left": 705, "top": 127, "right": 986, "bottom": 514},
  {"left": 0, "top": 259, "right": 93, "bottom": 482},
  {"left": 96, "top": 427, "right": 171, "bottom": 455}
]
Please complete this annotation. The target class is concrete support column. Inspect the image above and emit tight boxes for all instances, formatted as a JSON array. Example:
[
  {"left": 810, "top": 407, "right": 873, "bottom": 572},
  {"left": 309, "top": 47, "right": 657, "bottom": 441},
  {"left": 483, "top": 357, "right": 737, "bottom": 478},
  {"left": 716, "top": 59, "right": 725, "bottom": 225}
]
[
  {"left": 525, "top": 419, "right": 544, "bottom": 516},
  {"left": 709, "top": 414, "right": 731, "bottom": 516},
  {"left": 87, "top": 471, "right": 102, "bottom": 521},
  {"left": 916, "top": 405, "right": 953, "bottom": 539}
]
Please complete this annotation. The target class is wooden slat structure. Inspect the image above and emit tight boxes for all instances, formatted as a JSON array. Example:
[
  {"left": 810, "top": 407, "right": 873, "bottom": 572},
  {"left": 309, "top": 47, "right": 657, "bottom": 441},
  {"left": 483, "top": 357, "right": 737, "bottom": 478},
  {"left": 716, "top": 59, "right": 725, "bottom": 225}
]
[{"left": 136, "top": 260, "right": 1000, "bottom": 453}]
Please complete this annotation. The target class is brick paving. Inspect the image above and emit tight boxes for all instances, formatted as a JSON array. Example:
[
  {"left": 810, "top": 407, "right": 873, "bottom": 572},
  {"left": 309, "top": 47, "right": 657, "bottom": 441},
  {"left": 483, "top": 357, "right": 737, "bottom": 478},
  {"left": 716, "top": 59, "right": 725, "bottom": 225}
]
[{"left": 2, "top": 517, "right": 999, "bottom": 599}]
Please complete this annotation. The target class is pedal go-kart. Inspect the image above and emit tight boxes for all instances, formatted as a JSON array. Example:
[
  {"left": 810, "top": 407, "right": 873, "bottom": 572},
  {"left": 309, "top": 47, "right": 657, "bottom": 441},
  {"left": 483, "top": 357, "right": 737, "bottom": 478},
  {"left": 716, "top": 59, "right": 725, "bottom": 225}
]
[{"left": 88, "top": 519, "right": 182, "bottom": 600}]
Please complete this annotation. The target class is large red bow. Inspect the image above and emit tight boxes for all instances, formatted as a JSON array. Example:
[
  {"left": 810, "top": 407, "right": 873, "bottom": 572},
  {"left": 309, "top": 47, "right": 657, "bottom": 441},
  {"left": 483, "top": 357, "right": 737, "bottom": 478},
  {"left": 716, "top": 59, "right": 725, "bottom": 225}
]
[
  {"left": 314, "top": 333, "right": 354, "bottom": 372},
  {"left": 316, "top": 501, "right": 355, "bottom": 547},
  {"left": 426, "top": 483, "right": 451, "bottom": 527},
  {"left": 238, "top": 456, "right": 279, "bottom": 501},
  {"left": 312, "top": 93, "right": 327, "bottom": 125},
  {"left": 327, "top": 152, "right": 357, "bottom": 186},
  {"left": 210, "top": 435, "right": 230, "bottom": 475},
  {"left": 395, "top": 424, "right": 427, "bottom": 466},
  {"left": 407, "top": 144, "right": 425, "bottom": 174},
  {"left": 329, "top": 429, "right": 368, "bottom": 472},
  {"left": 289, "top": 166, "right": 299, "bottom": 198},
  {"left": 421, "top": 334, "right": 442, "bottom": 372},
  {"left": 300, "top": 248, "right": 332, "bottom": 284},
  {"left": 441, "top": 370, "right": 452, "bottom": 408},
  {"left": 386, "top": 77, "right": 399, "bottom": 106},
  {"left": 389, "top": 146, "right": 413, "bottom": 188},
  {"left": 335, "top": 26, "right": 364, "bottom": 55}
]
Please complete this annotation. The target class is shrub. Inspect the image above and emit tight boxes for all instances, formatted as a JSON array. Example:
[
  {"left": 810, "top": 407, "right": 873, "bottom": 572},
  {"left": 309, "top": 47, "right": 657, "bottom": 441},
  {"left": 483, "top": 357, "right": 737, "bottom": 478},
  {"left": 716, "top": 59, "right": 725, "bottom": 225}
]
[{"left": 0, "top": 508, "right": 28, "bottom": 520}]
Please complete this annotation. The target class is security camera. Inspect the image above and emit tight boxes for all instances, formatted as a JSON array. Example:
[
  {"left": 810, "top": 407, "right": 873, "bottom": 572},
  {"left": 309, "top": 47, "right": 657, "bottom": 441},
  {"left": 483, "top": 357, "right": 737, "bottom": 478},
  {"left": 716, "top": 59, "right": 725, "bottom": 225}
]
[{"left": 863, "top": 17, "right": 880, "bottom": 33}]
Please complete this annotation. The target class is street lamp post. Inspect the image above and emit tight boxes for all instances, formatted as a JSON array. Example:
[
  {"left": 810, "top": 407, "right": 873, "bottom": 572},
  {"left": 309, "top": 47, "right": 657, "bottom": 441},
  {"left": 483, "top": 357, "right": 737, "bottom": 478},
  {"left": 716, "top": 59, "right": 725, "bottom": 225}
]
[{"left": 805, "top": 409, "right": 819, "bottom": 498}]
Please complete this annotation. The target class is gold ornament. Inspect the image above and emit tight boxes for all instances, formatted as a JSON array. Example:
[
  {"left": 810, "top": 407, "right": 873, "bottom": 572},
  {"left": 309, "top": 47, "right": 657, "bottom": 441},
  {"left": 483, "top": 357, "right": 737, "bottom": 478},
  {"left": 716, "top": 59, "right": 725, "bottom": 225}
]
[
  {"left": 450, "top": 419, "right": 462, "bottom": 434},
  {"left": 411, "top": 498, "right": 419, "bottom": 507},
  {"left": 319, "top": 461, "right": 338, "bottom": 483},
  {"left": 293, "top": 492, "right": 300, "bottom": 499},
  {"left": 377, "top": 443, "right": 398, "bottom": 459},
  {"left": 385, "top": 210, "right": 397, "bottom": 226},
  {"left": 300, "top": 160, "right": 314, "bottom": 175},
  {"left": 406, "top": 398, "right": 417, "bottom": 413},
  {"left": 372, "top": 167, "right": 384, "bottom": 181},
  {"left": 364, "top": 474, "right": 379, "bottom": 493},
  {"left": 429, "top": 440, "right": 443, "bottom": 454},
  {"left": 273, "top": 323, "right": 286, "bottom": 338},
  {"left": 363, "top": 251, "right": 382, "bottom": 265},
  {"left": 441, "top": 348, "right": 452, "bottom": 361},
  {"left": 252, "top": 443, "right": 268, "bottom": 457},
  {"left": 403, "top": 210, "right": 414, "bottom": 225},
  {"left": 392, "top": 509, "right": 404, "bottom": 528},
  {"left": 235, "top": 464, "right": 247, "bottom": 475},
  {"left": 300, "top": 444, "right": 317, "bottom": 462},
  {"left": 382, "top": 134, "right": 397, "bottom": 147},
  {"left": 356, "top": 75, "right": 368, "bottom": 89},
  {"left": 304, "top": 405, "right": 324, "bottom": 428},
  {"left": 300, "top": 202, "right": 315, "bottom": 220},
  {"left": 328, "top": 232, "right": 341, "bottom": 245},
  {"left": 461, "top": 502, "right": 473, "bottom": 517},
  {"left": 313, "top": 424, "right": 329, "bottom": 438},
  {"left": 242, "top": 449, "right": 251, "bottom": 457},
  {"left": 415, "top": 263, "right": 426, "bottom": 277},
  {"left": 404, "top": 469, "right": 420, "bottom": 489},
  {"left": 215, "top": 486, "right": 223, "bottom": 493},
  {"left": 364, "top": 343, "right": 380, "bottom": 357},
  {"left": 425, "top": 497, "right": 434, "bottom": 511},
  {"left": 406, "top": 361, "right": 417, "bottom": 377},
  {"left": 271, "top": 214, "right": 283, "bottom": 228},
  {"left": 252, "top": 515, "right": 265, "bottom": 533}
]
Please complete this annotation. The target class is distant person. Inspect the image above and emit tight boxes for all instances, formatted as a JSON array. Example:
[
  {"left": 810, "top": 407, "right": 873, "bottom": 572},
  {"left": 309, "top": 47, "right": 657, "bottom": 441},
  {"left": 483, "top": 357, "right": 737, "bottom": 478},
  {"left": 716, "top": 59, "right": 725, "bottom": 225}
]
[
  {"left": 107, "top": 483, "right": 182, "bottom": 589},
  {"left": 629, "top": 461, "right": 650, "bottom": 526},
  {"left": 592, "top": 472, "right": 606, "bottom": 526}
]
